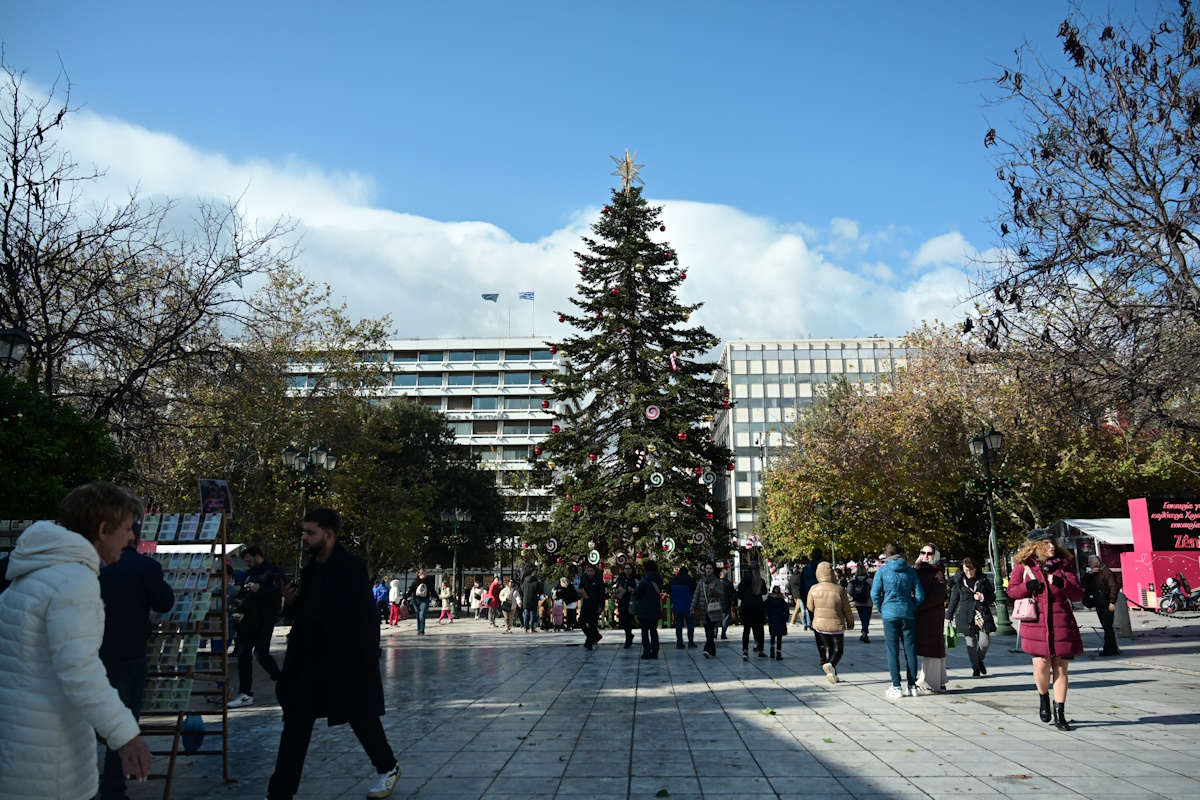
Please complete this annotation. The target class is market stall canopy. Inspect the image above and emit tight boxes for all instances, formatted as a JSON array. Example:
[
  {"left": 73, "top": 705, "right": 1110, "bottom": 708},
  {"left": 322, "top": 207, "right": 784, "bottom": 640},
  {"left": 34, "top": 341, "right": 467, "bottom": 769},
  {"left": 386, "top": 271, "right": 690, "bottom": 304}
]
[{"left": 1050, "top": 518, "right": 1133, "bottom": 546}]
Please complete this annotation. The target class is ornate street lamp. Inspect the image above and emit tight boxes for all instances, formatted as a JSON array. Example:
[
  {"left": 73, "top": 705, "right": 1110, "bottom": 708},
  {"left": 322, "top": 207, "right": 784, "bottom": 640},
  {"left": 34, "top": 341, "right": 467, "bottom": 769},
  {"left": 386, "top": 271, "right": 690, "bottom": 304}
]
[
  {"left": 282, "top": 443, "right": 339, "bottom": 572},
  {"left": 440, "top": 508, "right": 472, "bottom": 611},
  {"left": 968, "top": 427, "right": 1015, "bottom": 636},
  {"left": 816, "top": 499, "right": 847, "bottom": 567},
  {"left": 0, "top": 327, "right": 33, "bottom": 373}
]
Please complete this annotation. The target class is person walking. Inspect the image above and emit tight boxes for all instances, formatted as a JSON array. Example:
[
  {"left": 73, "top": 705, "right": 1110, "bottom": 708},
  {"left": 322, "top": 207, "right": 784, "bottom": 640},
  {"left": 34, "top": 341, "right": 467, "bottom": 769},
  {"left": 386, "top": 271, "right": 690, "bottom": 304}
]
[
  {"left": 806, "top": 561, "right": 856, "bottom": 682},
  {"left": 718, "top": 567, "right": 734, "bottom": 639},
  {"left": 97, "top": 537, "right": 175, "bottom": 800},
  {"left": 612, "top": 563, "right": 639, "bottom": 648},
  {"left": 0, "top": 482, "right": 153, "bottom": 800},
  {"left": 945, "top": 557, "right": 996, "bottom": 677},
  {"left": 788, "top": 564, "right": 805, "bottom": 625},
  {"left": 764, "top": 586, "right": 789, "bottom": 659},
  {"left": 847, "top": 565, "right": 874, "bottom": 643},
  {"left": 578, "top": 563, "right": 606, "bottom": 649},
  {"left": 437, "top": 580, "right": 454, "bottom": 624},
  {"left": 405, "top": 569, "right": 436, "bottom": 636},
  {"left": 555, "top": 577, "right": 579, "bottom": 631},
  {"left": 693, "top": 561, "right": 725, "bottom": 658},
  {"left": 913, "top": 544, "right": 948, "bottom": 694},
  {"left": 1084, "top": 555, "right": 1121, "bottom": 656},
  {"left": 266, "top": 509, "right": 400, "bottom": 799},
  {"left": 373, "top": 581, "right": 388, "bottom": 624},
  {"left": 798, "top": 549, "right": 823, "bottom": 631},
  {"left": 487, "top": 575, "right": 501, "bottom": 626},
  {"left": 499, "top": 577, "right": 519, "bottom": 633},
  {"left": 469, "top": 580, "right": 484, "bottom": 620},
  {"left": 670, "top": 566, "right": 697, "bottom": 649},
  {"left": 228, "top": 545, "right": 285, "bottom": 708},
  {"left": 737, "top": 563, "right": 768, "bottom": 661},
  {"left": 388, "top": 579, "right": 403, "bottom": 626},
  {"left": 872, "top": 541, "right": 925, "bottom": 698},
  {"left": 634, "top": 560, "right": 663, "bottom": 659},
  {"left": 1007, "top": 529, "right": 1085, "bottom": 731},
  {"left": 520, "top": 568, "right": 541, "bottom": 633}
]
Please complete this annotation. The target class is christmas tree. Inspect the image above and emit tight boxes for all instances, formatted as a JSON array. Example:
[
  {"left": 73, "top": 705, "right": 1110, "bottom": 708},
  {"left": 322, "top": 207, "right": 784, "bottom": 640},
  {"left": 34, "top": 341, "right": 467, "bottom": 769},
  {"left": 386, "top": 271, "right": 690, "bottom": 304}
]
[{"left": 530, "top": 152, "right": 734, "bottom": 574}]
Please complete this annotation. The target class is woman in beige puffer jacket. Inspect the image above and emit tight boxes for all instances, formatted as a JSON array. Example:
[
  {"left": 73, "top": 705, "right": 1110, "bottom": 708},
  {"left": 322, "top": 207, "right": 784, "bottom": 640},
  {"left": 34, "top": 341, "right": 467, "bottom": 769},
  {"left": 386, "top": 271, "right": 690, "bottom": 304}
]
[{"left": 806, "top": 561, "right": 856, "bottom": 683}]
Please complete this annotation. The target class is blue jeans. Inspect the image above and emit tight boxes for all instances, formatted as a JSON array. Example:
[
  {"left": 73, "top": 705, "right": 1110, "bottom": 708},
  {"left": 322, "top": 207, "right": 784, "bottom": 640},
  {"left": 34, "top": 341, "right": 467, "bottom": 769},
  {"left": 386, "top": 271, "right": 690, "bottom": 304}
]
[
  {"left": 721, "top": 610, "right": 731, "bottom": 637},
  {"left": 801, "top": 603, "right": 813, "bottom": 628},
  {"left": 414, "top": 598, "right": 431, "bottom": 633},
  {"left": 674, "top": 609, "right": 695, "bottom": 644},
  {"left": 882, "top": 617, "right": 917, "bottom": 688},
  {"left": 857, "top": 605, "right": 873, "bottom": 635},
  {"left": 522, "top": 608, "right": 537, "bottom": 629},
  {"left": 99, "top": 656, "right": 148, "bottom": 799}
]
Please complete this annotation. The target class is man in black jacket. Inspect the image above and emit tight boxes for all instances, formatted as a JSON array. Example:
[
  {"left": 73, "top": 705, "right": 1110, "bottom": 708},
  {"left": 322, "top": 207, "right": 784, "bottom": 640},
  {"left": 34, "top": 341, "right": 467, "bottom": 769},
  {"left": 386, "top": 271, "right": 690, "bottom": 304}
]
[
  {"left": 578, "top": 563, "right": 606, "bottom": 650},
  {"left": 98, "top": 538, "right": 175, "bottom": 800},
  {"left": 267, "top": 508, "right": 400, "bottom": 800},
  {"left": 228, "top": 545, "right": 284, "bottom": 708}
]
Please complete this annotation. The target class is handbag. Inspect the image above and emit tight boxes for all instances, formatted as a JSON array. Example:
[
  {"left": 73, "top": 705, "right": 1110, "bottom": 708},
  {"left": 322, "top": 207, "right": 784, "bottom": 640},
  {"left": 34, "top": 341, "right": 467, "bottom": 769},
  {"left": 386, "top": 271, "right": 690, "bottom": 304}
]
[
  {"left": 945, "top": 624, "right": 957, "bottom": 649},
  {"left": 1011, "top": 565, "right": 1039, "bottom": 622}
]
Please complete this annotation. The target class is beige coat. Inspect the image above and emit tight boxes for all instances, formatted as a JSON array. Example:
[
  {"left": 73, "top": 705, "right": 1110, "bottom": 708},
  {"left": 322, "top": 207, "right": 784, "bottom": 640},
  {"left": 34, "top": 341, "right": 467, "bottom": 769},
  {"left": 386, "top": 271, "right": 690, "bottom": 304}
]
[{"left": 806, "top": 562, "right": 856, "bottom": 632}]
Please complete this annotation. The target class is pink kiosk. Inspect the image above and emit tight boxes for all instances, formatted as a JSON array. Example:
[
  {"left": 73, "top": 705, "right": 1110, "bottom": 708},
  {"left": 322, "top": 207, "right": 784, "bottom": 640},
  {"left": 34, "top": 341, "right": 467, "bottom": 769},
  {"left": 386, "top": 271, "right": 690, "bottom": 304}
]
[{"left": 1120, "top": 498, "right": 1200, "bottom": 609}]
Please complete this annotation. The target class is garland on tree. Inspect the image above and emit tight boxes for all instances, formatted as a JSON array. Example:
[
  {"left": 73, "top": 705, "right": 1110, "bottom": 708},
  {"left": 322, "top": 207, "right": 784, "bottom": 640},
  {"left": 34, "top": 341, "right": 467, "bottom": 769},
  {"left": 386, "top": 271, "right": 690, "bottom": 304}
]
[{"left": 529, "top": 163, "right": 734, "bottom": 574}]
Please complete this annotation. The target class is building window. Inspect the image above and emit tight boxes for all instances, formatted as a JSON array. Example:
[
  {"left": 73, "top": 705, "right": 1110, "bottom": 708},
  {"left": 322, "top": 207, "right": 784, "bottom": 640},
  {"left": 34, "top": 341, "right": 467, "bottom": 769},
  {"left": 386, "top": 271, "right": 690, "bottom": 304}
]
[
  {"left": 473, "top": 397, "right": 499, "bottom": 411},
  {"left": 474, "top": 373, "right": 499, "bottom": 387},
  {"left": 528, "top": 421, "right": 553, "bottom": 436},
  {"left": 359, "top": 352, "right": 390, "bottom": 363},
  {"left": 448, "top": 421, "right": 472, "bottom": 436},
  {"left": 392, "top": 374, "right": 417, "bottom": 388},
  {"left": 447, "top": 374, "right": 473, "bottom": 386},
  {"left": 422, "top": 398, "right": 442, "bottom": 410},
  {"left": 418, "top": 374, "right": 443, "bottom": 387},
  {"left": 419, "top": 352, "right": 443, "bottom": 363},
  {"left": 505, "top": 372, "right": 531, "bottom": 386},
  {"left": 505, "top": 421, "right": 529, "bottom": 435},
  {"left": 393, "top": 351, "right": 417, "bottom": 363},
  {"left": 531, "top": 349, "right": 553, "bottom": 361},
  {"left": 476, "top": 350, "right": 500, "bottom": 361},
  {"left": 473, "top": 420, "right": 498, "bottom": 435},
  {"left": 504, "top": 397, "right": 530, "bottom": 410},
  {"left": 474, "top": 447, "right": 497, "bottom": 461},
  {"left": 505, "top": 349, "right": 530, "bottom": 360},
  {"left": 448, "top": 350, "right": 473, "bottom": 362},
  {"left": 447, "top": 396, "right": 472, "bottom": 411},
  {"left": 503, "top": 446, "right": 530, "bottom": 461},
  {"left": 287, "top": 375, "right": 311, "bottom": 389}
]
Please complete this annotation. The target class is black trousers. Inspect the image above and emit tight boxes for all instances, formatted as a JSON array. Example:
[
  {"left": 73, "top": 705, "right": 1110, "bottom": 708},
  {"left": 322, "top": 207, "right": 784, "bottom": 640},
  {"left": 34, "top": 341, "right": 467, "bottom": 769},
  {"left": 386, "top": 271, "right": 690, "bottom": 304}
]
[
  {"left": 741, "top": 606, "right": 765, "bottom": 653},
  {"left": 267, "top": 661, "right": 395, "bottom": 800},
  {"left": 815, "top": 631, "right": 845, "bottom": 668},
  {"left": 618, "top": 603, "right": 635, "bottom": 643},
  {"left": 580, "top": 605, "right": 600, "bottom": 644},
  {"left": 238, "top": 622, "right": 282, "bottom": 695},
  {"left": 640, "top": 620, "right": 659, "bottom": 657},
  {"left": 1096, "top": 605, "right": 1119, "bottom": 654},
  {"left": 703, "top": 617, "right": 718, "bottom": 656}
]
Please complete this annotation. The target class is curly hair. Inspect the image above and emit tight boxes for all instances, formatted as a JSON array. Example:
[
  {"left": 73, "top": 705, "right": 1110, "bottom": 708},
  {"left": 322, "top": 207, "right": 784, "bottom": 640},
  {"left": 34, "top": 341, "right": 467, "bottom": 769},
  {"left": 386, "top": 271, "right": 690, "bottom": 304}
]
[{"left": 1014, "top": 537, "right": 1073, "bottom": 566}]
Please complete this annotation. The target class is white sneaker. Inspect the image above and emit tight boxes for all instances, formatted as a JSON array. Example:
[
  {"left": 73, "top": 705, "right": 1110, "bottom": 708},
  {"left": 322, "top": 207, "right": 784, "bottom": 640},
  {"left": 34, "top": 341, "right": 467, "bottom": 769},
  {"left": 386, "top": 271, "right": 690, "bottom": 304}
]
[
  {"left": 367, "top": 764, "right": 401, "bottom": 798},
  {"left": 885, "top": 685, "right": 905, "bottom": 698},
  {"left": 227, "top": 693, "right": 253, "bottom": 708},
  {"left": 822, "top": 663, "right": 835, "bottom": 683},
  {"left": 909, "top": 685, "right": 921, "bottom": 697}
]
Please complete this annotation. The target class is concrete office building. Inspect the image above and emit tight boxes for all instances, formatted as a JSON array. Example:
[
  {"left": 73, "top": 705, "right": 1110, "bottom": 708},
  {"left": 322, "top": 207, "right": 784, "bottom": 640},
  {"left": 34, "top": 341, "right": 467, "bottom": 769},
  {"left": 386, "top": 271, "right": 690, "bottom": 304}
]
[{"left": 713, "top": 338, "right": 909, "bottom": 542}]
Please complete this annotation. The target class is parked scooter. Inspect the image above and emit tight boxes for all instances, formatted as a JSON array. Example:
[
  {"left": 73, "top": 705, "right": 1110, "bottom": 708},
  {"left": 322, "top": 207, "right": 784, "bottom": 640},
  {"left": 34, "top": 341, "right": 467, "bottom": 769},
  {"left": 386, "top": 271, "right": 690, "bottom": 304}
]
[{"left": 1159, "top": 573, "right": 1200, "bottom": 613}]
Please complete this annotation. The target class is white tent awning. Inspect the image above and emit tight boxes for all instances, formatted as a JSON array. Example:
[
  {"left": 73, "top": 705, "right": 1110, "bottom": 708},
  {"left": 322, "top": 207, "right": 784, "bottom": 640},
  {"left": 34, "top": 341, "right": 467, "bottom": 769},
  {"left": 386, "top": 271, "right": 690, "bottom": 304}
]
[{"left": 1055, "top": 519, "right": 1133, "bottom": 546}]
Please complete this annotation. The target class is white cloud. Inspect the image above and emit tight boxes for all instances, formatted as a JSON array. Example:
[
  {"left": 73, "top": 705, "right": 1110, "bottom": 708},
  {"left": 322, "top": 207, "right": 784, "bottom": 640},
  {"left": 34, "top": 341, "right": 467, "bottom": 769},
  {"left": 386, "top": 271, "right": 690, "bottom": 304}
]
[{"left": 54, "top": 108, "right": 975, "bottom": 343}]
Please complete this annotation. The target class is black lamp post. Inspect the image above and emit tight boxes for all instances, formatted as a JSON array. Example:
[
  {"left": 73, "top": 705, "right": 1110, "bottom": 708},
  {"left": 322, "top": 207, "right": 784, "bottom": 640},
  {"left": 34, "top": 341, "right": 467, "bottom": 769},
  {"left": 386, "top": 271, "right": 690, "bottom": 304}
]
[
  {"left": 0, "top": 327, "right": 33, "bottom": 373},
  {"left": 968, "top": 427, "right": 1015, "bottom": 636},
  {"left": 815, "top": 499, "right": 847, "bottom": 568},
  {"left": 282, "top": 444, "right": 339, "bottom": 574},
  {"left": 440, "top": 508, "right": 471, "bottom": 612}
]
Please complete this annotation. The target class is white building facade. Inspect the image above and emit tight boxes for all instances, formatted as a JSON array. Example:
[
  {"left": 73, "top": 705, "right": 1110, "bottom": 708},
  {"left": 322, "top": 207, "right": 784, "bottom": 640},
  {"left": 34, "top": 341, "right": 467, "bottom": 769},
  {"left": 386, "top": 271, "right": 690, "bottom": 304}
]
[{"left": 713, "top": 338, "right": 909, "bottom": 542}]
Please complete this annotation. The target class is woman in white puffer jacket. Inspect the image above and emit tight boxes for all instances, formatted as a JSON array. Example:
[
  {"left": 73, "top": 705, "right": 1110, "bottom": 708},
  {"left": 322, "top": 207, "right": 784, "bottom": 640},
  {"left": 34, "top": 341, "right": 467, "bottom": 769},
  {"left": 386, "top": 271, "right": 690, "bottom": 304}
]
[{"left": 0, "top": 482, "right": 152, "bottom": 799}]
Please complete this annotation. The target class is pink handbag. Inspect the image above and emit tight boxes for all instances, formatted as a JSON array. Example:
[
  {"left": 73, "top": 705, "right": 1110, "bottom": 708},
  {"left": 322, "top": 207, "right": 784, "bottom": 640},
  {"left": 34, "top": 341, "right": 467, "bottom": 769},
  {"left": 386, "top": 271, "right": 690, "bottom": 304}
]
[{"left": 1011, "top": 565, "right": 1039, "bottom": 622}]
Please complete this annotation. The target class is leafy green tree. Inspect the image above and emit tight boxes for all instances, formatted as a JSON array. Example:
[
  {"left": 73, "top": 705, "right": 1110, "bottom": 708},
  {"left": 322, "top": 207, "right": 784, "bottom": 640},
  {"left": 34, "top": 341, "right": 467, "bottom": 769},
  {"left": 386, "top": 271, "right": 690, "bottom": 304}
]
[
  {"left": 533, "top": 180, "right": 733, "bottom": 574},
  {"left": 0, "top": 375, "right": 131, "bottom": 518}
]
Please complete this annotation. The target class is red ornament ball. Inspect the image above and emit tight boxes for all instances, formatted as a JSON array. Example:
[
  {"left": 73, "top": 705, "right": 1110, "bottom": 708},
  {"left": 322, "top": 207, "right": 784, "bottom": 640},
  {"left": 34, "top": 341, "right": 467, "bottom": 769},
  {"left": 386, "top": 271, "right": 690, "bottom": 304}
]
[
  {"left": 589, "top": 453, "right": 598, "bottom": 462},
  {"left": 660, "top": 225, "right": 666, "bottom": 231},
  {"left": 557, "top": 557, "right": 563, "bottom": 563},
  {"left": 558, "top": 315, "right": 565, "bottom": 323},
  {"left": 693, "top": 466, "right": 703, "bottom": 475},
  {"left": 534, "top": 446, "right": 543, "bottom": 456},
  {"left": 572, "top": 504, "right": 581, "bottom": 513},
  {"left": 595, "top": 312, "right": 602, "bottom": 318},
  {"left": 681, "top": 272, "right": 687, "bottom": 280},
  {"left": 611, "top": 287, "right": 619, "bottom": 295},
  {"left": 727, "top": 463, "right": 736, "bottom": 471},
  {"left": 722, "top": 401, "right": 731, "bottom": 409},
  {"left": 540, "top": 376, "right": 547, "bottom": 384},
  {"left": 551, "top": 424, "right": 561, "bottom": 433},
  {"left": 550, "top": 346, "right": 557, "bottom": 354},
  {"left": 685, "top": 497, "right": 693, "bottom": 505},
  {"left": 541, "top": 400, "right": 550, "bottom": 409},
  {"left": 677, "top": 431, "right": 687, "bottom": 441},
  {"left": 602, "top": 206, "right": 609, "bottom": 214}
]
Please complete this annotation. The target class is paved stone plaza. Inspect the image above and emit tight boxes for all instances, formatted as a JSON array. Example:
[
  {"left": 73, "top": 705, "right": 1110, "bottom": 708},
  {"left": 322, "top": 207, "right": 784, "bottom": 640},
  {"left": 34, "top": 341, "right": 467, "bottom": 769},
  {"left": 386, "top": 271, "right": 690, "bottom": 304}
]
[{"left": 125, "top": 610, "right": 1200, "bottom": 800}]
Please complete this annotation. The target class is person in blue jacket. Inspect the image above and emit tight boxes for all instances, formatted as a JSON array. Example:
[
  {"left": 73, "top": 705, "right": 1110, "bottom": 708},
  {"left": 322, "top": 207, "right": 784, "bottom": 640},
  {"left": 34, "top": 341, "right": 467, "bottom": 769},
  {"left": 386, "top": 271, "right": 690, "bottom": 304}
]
[
  {"left": 669, "top": 566, "right": 697, "bottom": 649},
  {"left": 871, "top": 541, "right": 925, "bottom": 699}
]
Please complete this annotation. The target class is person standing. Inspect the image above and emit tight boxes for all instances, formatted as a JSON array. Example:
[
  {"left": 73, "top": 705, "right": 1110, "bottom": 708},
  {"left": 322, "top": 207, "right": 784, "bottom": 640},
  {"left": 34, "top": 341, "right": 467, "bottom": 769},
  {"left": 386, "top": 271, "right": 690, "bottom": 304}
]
[
  {"left": 1008, "top": 530, "right": 1084, "bottom": 731},
  {"left": 693, "top": 561, "right": 725, "bottom": 658},
  {"left": 469, "top": 579, "right": 484, "bottom": 620},
  {"left": 499, "top": 577, "right": 518, "bottom": 633},
  {"left": 437, "top": 580, "right": 454, "bottom": 624},
  {"left": 806, "top": 562, "right": 856, "bottom": 682},
  {"left": 847, "top": 565, "right": 874, "bottom": 643},
  {"left": 520, "top": 568, "right": 541, "bottom": 633},
  {"left": 612, "top": 563, "right": 639, "bottom": 648},
  {"left": 737, "top": 563, "right": 768, "bottom": 661},
  {"left": 945, "top": 557, "right": 995, "bottom": 677},
  {"left": 872, "top": 541, "right": 925, "bottom": 698},
  {"left": 578, "top": 563, "right": 605, "bottom": 650},
  {"left": 1084, "top": 555, "right": 1121, "bottom": 656},
  {"left": 669, "top": 565, "right": 697, "bottom": 649},
  {"left": 718, "top": 568, "right": 734, "bottom": 639},
  {"left": 228, "top": 545, "right": 285, "bottom": 708},
  {"left": 798, "top": 548, "right": 824, "bottom": 631},
  {"left": 634, "top": 560, "right": 663, "bottom": 659},
  {"left": 388, "top": 579, "right": 403, "bottom": 627},
  {"left": 97, "top": 538, "right": 175, "bottom": 800},
  {"left": 372, "top": 581, "right": 388, "bottom": 623},
  {"left": 0, "top": 482, "right": 153, "bottom": 799},
  {"left": 764, "top": 586, "right": 789, "bottom": 659},
  {"left": 487, "top": 575, "right": 501, "bottom": 626},
  {"left": 267, "top": 508, "right": 400, "bottom": 799},
  {"left": 913, "top": 544, "right": 948, "bottom": 694},
  {"left": 788, "top": 564, "right": 805, "bottom": 625},
  {"left": 405, "top": 569, "right": 436, "bottom": 636}
]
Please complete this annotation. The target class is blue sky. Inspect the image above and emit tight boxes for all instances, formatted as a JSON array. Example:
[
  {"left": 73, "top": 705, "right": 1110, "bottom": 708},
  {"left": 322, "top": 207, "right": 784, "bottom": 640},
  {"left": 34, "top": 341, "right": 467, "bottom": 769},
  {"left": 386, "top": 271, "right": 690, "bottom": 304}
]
[{"left": 3, "top": 1, "right": 1134, "bottom": 340}]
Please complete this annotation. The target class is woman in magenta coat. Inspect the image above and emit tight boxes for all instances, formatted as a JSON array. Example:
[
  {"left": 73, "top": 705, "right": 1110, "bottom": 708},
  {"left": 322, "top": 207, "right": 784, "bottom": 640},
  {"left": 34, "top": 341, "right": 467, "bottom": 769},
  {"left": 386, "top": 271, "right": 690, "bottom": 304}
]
[{"left": 1007, "top": 529, "right": 1084, "bottom": 731}]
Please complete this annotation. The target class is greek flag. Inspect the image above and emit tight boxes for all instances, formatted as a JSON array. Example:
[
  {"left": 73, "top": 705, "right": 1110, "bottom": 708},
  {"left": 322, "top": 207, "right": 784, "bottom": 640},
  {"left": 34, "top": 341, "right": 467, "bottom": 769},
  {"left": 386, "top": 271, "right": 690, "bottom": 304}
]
[
  {"left": 518, "top": 291, "right": 535, "bottom": 301},
  {"left": 481, "top": 293, "right": 499, "bottom": 302}
]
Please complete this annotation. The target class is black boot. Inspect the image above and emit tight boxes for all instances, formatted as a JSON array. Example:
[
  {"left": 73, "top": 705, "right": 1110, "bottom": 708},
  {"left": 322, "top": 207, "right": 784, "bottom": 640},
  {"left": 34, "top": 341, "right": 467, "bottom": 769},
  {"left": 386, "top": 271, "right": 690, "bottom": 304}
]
[
  {"left": 1053, "top": 701, "right": 1071, "bottom": 731},
  {"left": 1038, "top": 692, "right": 1052, "bottom": 723}
]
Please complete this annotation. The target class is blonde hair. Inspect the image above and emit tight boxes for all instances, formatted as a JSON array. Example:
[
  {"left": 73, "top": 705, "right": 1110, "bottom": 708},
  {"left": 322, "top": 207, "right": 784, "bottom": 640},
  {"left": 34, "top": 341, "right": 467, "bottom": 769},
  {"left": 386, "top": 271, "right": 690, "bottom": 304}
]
[{"left": 1014, "top": 537, "right": 1072, "bottom": 566}]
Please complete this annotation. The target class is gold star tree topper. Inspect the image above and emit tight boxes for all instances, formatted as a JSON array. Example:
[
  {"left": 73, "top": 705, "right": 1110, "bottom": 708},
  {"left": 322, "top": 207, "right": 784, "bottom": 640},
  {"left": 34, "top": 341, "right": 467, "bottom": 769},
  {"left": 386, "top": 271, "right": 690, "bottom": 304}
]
[{"left": 610, "top": 149, "right": 644, "bottom": 197}]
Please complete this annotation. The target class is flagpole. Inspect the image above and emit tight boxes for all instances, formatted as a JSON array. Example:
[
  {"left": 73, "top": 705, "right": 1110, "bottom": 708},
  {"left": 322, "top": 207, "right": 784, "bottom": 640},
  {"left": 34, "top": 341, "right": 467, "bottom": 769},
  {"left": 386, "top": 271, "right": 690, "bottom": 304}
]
[{"left": 531, "top": 296, "right": 536, "bottom": 338}]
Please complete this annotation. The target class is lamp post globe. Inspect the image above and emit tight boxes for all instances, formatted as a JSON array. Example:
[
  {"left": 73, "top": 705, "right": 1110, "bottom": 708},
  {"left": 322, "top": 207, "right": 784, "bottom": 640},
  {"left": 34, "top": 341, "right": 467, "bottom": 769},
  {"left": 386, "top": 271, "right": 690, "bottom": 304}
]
[{"left": 0, "top": 327, "right": 33, "bottom": 373}]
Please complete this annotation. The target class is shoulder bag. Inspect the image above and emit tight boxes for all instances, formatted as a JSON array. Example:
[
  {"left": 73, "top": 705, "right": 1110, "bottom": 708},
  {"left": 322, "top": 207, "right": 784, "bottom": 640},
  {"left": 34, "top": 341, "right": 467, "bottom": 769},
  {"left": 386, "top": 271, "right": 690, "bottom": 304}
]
[{"left": 1011, "top": 565, "right": 1039, "bottom": 622}]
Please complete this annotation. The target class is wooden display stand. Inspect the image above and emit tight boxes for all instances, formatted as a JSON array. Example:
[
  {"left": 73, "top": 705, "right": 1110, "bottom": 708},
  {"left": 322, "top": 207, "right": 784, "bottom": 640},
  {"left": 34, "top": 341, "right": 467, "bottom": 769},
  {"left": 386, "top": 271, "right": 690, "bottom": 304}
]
[{"left": 137, "top": 511, "right": 234, "bottom": 798}]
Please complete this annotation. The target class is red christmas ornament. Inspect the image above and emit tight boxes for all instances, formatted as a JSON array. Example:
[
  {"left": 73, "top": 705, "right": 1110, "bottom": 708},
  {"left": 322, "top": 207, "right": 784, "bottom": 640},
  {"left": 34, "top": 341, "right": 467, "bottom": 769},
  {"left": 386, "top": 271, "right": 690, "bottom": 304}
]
[
  {"left": 572, "top": 504, "right": 581, "bottom": 513},
  {"left": 722, "top": 401, "right": 731, "bottom": 409},
  {"left": 540, "top": 376, "right": 547, "bottom": 384},
  {"left": 693, "top": 466, "right": 703, "bottom": 475},
  {"left": 706, "top": 512, "right": 714, "bottom": 520},
  {"left": 595, "top": 312, "right": 602, "bottom": 318},
  {"left": 558, "top": 315, "right": 566, "bottom": 323},
  {"left": 665, "top": 251, "right": 673, "bottom": 259},
  {"left": 705, "top": 433, "right": 713, "bottom": 442},
  {"left": 534, "top": 446, "right": 543, "bottom": 456},
  {"left": 541, "top": 400, "right": 550, "bottom": 409},
  {"left": 551, "top": 424, "right": 560, "bottom": 433},
  {"left": 557, "top": 557, "right": 563, "bottom": 563},
  {"left": 550, "top": 346, "right": 557, "bottom": 354},
  {"left": 660, "top": 225, "right": 666, "bottom": 231},
  {"left": 677, "top": 432, "right": 687, "bottom": 441},
  {"left": 685, "top": 497, "right": 693, "bottom": 505},
  {"left": 727, "top": 463, "right": 736, "bottom": 471},
  {"left": 611, "top": 287, "right": 619, "bottom": 295},
  {"left": 589, "top": 453, "right": 598, "bottom": 462},
  {"left": 681, "top": 272, "right": 687, "bottom": 280},
  {"left": 602, "top": 206, "right": 609, "bottom": 214}
]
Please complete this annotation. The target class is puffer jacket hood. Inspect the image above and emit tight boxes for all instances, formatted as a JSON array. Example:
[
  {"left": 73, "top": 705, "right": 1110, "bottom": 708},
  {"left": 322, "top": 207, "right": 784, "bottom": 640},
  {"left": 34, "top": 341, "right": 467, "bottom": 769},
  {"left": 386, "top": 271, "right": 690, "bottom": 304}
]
[
  {"left": 807, "top": 562, "right": 855, "bottom": 632},
  {"left": 4, "top": 521, "right": 99, "bottom": 582},
  {"left": 870, "top": 556, "right": 925, "bottom": 620},
  {"left": 816, "top": 562, "right": 834, "bottom": 583}
]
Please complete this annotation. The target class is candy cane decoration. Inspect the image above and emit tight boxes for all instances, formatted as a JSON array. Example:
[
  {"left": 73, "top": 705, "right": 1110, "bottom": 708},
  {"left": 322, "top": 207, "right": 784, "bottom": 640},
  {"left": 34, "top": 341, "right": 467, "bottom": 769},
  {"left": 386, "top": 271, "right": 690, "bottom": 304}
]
[{"left": 670, "top": 351, "right": 678, "bottom": 371}]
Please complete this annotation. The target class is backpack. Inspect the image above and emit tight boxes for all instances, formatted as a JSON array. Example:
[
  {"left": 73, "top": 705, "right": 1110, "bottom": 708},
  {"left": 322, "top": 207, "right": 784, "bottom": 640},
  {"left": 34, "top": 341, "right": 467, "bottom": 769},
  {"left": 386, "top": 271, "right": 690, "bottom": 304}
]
[
  {"left": 415, "top": 581, "right": 429, "bottom": 598},
  {"left": 848, "top": 576, "right": 870, "bottom": 604}
]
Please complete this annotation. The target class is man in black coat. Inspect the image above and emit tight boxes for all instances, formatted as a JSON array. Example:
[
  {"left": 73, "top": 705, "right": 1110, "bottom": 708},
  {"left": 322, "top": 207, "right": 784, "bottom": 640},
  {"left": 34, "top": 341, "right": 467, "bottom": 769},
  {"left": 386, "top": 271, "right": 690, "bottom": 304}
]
[
  {"left": 519, "top": 568, "right": 541, "bottom": 633},
  {"left": 578, "top": 563, "right": 606, "bottom": 650},
  {"left": 228, "top": 544, "right": 284, "bottom": 708},
  {"left": 266, "top": 509, "right": 400, "bottom": 800}
]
